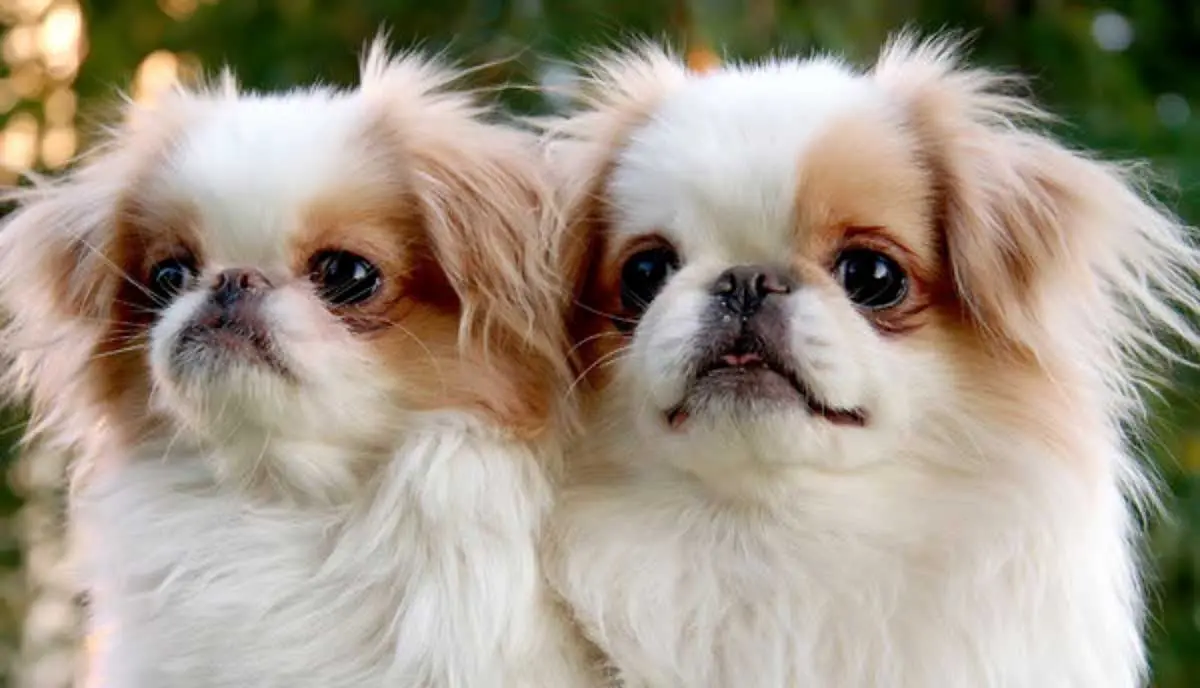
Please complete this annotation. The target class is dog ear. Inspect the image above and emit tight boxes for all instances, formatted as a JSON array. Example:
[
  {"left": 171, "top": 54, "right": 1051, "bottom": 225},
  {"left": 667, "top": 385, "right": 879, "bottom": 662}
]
[
  {"left": 873, "top": 33, "right": 1200, "bottom": 373},
  {"left": 411, "top": 127, "right": 567, "bottom": 437},
  {"left": 360, "top": 39, "right": 573, "bottom": 437},
  {"left": 0, "top": 169, "right": 126, "bottom": 427},
  {"left": 0, "top": 93, "right": 187, "bottom": 444}
]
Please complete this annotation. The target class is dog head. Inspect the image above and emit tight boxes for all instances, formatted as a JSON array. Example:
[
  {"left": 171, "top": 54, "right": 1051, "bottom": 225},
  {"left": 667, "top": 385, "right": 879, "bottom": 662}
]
[
  {"left": 0, "top": 39, "right": 566, "bottom": 499},
  {"left": 551, "top": 36, "right": 1199, "bottom": 485}
]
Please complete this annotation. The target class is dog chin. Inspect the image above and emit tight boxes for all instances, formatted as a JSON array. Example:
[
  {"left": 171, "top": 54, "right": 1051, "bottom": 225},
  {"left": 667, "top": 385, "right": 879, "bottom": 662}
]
[
  {"left": 149, "top": 295, "right": 297, "bottom": 431},
  {"left": 617, "top": 373, "right": 891, "bottom": 476},
  {"left": 627, "top": 402, "right": 892, "bottom": 478},
  {"left": 151, "top": 356, "right": 294, "bottom": 434},
  {"left": 665, "top": 367, "right": 868, "bottom": 431},
  {"left": 171, "top": 324, "right": 291, "bottom": 378}
]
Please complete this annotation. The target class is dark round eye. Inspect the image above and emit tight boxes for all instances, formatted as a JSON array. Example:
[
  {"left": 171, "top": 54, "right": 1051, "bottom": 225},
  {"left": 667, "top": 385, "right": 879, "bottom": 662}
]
[
  {"left": 834, "top": 249, "right": 908, "bottom": 310},
  {"left": 619, "top": 246, "right": 680, "bottom": 315},
  {"left": 147, "top": 257, "right": 196, "bottom": 304},
  {"left": 310, "top": 251, "right": 381, "bottom": 306}
]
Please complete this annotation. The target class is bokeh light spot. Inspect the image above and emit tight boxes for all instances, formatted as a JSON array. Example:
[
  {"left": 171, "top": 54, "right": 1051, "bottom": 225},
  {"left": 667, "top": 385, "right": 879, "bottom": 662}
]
[
  {"left": 1155, "top": 93, "right": 1190, "bottom": 129},
  {"left": 3, "top": 23, "right": 38, "bottom": 64},
  {"left": 1092, "top": 11, "right": 1134, "bottom": 53},
  {"left": 40, "top": 125, "right": 75, "bottom": 169},
  {"left": 134, "top": 50, "right": 180, "bottom": 104},
  {"left": 158, "top": 0, "right": 198, "bottom": 21},
  {"left": 1, "top": 111, "right": 40, "bottom": 172},
  {"left": 43, "top": 87, "right": 75, "bottom": 125},
  {"left": 10, "top": 62, "right": 45, "bottom": 99}
]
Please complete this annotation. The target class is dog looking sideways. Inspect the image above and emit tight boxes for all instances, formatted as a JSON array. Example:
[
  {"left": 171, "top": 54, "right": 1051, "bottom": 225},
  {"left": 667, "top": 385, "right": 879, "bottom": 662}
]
[{"left": 0, "top": 39, "right": 599, "bottom": 688}]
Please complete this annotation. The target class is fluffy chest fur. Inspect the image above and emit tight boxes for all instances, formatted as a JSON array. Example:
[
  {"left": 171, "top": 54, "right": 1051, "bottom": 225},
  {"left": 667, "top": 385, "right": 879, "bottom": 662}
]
[
  {"left": 78, "top": 426, "right": 597, "bottom": 688},
  {"left": 550, "top": 449, "right": 1145, "bottom": 688}
]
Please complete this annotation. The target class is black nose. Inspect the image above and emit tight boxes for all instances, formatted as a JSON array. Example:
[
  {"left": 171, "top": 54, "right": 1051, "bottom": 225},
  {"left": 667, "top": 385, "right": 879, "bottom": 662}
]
[
  {"left": 710, "top": 264, "right": 795, "bottom": 316},
  {"left": 211, "top": 268, "right": 271, "bottom": 308}
]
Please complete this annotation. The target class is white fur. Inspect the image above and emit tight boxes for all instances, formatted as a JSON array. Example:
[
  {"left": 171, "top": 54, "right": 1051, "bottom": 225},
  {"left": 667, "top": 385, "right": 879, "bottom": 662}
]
[
  {"left": 0, "top": 40, "right": 598, "bottom": 688},
  {"left": 546, "top": 40, "right": 1195, "bottom": 688},
  {"left": 609, "top": 58, "right": 876, "bottom": 254},
  {"left": 554, "top": 438, "right": 1139, "bottom": 687},
  {"left": 158, "top": 94, "right": 377, "bottom": 265},
  {"left": 80, "top": 416, "right": 591, "bottom": 688}
]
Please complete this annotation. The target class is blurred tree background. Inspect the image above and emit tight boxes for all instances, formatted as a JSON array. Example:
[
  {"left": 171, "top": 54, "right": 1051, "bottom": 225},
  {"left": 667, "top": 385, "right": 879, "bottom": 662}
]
[{"left": 0, "top": 0, "right": 1197, "bottom": 686}]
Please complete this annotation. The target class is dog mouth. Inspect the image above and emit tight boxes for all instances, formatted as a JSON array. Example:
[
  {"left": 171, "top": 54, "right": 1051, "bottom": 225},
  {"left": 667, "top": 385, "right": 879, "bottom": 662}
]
[
  {"left": 173, "top": 310, "right": 291, "bottom": 378},
  {"left": 665, "top": 349, "right": 867, "bottom": 430}
]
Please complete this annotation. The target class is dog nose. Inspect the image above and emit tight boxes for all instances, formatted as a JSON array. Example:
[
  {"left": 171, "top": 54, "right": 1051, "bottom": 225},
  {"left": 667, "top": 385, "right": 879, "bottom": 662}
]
[
  {"left": 211, "top": 268, "right": 271, "bottom": 308},
  {"left": 710, "top": 264, "right": 795, "bottom": 316}
]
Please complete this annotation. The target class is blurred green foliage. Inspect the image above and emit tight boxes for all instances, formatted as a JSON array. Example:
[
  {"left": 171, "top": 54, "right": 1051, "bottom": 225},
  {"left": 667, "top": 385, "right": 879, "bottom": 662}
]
[{"left": 2, "top": 0, "right": 1199, "bottom": 685}]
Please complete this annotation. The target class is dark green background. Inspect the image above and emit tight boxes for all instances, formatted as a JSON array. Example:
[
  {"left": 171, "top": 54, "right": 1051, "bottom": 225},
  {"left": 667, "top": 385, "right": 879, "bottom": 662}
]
[{"left": 1, "top": 1, "right": 1198, "bottom": 685}]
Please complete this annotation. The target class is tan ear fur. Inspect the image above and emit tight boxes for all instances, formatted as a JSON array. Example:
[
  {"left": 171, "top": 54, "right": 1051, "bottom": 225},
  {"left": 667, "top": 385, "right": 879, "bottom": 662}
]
[
  {"left": 872, "top": 34, "right": 1200, "bottom": 386},
  {"left": 362, "top": 41, "right": 572, "bottom": 437},
  {"left": 0, "top": 90, "right": 191, "bottom": 450},
  {"left": 0, "top": 178, "right": 119, "bottom": 436}
]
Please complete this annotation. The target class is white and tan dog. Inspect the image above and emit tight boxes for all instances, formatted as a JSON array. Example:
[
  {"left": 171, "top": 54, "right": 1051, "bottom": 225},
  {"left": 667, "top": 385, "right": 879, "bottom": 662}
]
[
  {"left": 546, "top": 34, "right": 1200, "bottom": 687},
  {"left": 0, "top": 39, "right": 598, "bottom": 687}
]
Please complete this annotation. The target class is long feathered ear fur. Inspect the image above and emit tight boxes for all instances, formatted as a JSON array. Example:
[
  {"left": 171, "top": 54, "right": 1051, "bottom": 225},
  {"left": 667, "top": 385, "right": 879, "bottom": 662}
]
[
  {"left": 872, "top": 33, "right": 1200, "bottom": 415},
  {"left": 360, "top": 38, "right": 571, "bottom": 437},
  {"left": 0, "top": 94, "right": 192, "bottom": 451},
  {"left": 0, "top": 178, "right": 118, "bottom": 447}
]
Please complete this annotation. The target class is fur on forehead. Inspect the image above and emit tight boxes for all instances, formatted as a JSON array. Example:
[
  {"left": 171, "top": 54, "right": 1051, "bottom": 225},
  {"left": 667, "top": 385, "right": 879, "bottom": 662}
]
[
  {"left": 0, "top": 35, "right": 569, "bottom": 446},
  {"left": 548, "top": 34, "right": 1200, "bottom": 408}
]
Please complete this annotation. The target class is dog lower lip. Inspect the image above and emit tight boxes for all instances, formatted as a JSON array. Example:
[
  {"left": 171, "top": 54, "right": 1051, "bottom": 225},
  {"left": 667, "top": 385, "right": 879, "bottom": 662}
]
[
  {"left": 666, "top": 354, "right": 867, "bottom": 429},
  {"left": 175, "top": 319, "right": 291, "bottom": 377}
]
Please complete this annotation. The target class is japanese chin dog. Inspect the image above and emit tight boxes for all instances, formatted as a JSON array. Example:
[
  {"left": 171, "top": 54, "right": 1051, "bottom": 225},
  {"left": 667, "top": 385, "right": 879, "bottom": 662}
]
[
  {"left": 0, "top": 39, "right": 599, "bottom": 687},
  {"left": 543, "top": 34, "right": 1200, "bottom": 687}
]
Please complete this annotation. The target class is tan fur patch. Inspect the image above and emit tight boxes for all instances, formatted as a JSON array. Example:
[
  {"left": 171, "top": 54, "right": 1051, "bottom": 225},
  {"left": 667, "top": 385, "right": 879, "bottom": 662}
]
[{"left": 793, "top": 112, "right": 948, "bottom": 336}]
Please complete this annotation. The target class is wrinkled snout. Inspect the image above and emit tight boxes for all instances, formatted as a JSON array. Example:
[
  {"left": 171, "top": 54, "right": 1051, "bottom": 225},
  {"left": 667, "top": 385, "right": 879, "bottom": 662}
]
[{"left": 173, "top": 267, "right": 288, "bottom": 375}]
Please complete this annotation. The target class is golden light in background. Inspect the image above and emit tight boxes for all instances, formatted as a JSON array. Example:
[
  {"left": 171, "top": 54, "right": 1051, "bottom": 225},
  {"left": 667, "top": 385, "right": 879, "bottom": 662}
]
[
  {"left": 40, "top": 125, "right": 74, "bottom": 168},
  {"left": 0, "top": 0, "right": 85, "bottom": 179},
  {"left": 0, "top": 79, "right": 16, "bottom": 115},
  {"left": 158, "top": 0, "right": 198, "bottom": 21},
  {"left": 10, "top": 62, "right": 44, "bottom": 99},
  {"left": 39, "top": 2, "right": 83, "bottom": 78},
  {"left": 43, "top": 86, "right": 75, "bottom": 124},
  {"left": 3, "top": 24, "right": 38, "bottom": 63},
  {"left": 686, "top": 45, "right": 720, "bottom": 74},
  {"left": 1, "top": 111, "right": 40, "bottom": 172},
  {"left": 10, "top": 0, "right": 54, "bottom": 22},
  {"left": 133, "top": 50, "right": 181, "bottom": 104}
]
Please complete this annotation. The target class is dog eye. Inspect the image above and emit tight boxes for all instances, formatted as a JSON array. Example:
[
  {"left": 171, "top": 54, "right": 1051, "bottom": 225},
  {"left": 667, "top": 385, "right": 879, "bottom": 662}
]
[
  {"left": 310, "top": 251, "right": 381, "bottom": 306},
  {"left": 148, "top": 257, "right": 197, "bottom": 304},
  {"left": 620, "top": 246, "right": 680, "bottom": 315},
  {"left": 834, "top": 249, "right": 908, "bottom": 310}
]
